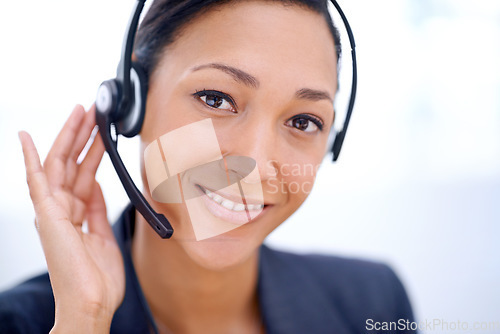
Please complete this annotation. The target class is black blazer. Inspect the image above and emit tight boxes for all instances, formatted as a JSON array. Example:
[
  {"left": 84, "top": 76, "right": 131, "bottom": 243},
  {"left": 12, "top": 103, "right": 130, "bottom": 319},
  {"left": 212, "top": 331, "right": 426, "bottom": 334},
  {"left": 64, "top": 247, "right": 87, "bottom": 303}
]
[{"left": 0, "top": 205, "right": 415, "bottom": 333}]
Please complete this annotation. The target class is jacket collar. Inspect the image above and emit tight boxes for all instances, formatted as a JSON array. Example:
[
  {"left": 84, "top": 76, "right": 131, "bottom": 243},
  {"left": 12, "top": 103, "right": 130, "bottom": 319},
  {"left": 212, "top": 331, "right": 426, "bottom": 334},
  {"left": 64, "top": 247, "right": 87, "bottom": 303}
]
[{"left": 258, "top": 245, "right": 351, "bottom": 334}]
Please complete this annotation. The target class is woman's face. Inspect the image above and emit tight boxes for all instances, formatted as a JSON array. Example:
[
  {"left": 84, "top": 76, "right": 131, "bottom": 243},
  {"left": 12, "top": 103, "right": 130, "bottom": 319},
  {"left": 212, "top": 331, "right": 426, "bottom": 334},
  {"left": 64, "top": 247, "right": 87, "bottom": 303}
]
[{"left": 139, "top": 1, "right": 338, "bottom": 269}]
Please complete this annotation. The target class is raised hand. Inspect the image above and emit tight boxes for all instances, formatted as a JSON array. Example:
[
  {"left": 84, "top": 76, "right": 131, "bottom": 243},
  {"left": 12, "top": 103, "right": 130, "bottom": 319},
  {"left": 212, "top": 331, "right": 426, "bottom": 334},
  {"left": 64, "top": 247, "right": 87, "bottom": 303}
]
[{"left": 18, "top": 105, "right": 125, "bottom": 333}]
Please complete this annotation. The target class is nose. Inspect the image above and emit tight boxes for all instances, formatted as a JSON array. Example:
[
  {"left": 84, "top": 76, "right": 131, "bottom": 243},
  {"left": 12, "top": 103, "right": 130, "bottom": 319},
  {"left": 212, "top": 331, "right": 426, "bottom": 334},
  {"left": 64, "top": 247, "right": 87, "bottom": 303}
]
[{"left": 219, "top": 117, "right": 281, "bottom": 183}]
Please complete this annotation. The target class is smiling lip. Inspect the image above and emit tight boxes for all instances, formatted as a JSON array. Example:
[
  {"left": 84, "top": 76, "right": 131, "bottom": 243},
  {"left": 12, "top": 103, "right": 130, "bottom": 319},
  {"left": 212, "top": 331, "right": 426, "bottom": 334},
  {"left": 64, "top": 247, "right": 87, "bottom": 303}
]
[{"left": 196, "top": 184, "right": 266, "bottom": 225}]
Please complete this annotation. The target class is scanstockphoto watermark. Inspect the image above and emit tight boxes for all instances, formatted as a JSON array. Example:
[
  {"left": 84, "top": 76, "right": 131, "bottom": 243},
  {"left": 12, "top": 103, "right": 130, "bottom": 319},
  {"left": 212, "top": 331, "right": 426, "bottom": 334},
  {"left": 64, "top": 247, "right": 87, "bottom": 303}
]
[
  {"left": 366, "top": 318, "right": 500, "bottom": 332},
  {"left": 265, "top": 160, "right": 322, "bottom": 195}
]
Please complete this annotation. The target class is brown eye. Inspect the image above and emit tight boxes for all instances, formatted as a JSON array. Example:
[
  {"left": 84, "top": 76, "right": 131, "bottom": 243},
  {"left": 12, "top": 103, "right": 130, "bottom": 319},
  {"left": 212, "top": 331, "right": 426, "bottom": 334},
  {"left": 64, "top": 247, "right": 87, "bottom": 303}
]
[
  {"left": 205, "top": 95, "right": 224, "bottom": 108},
  {"left": 194, "top": 90, "right": 236, "bottom": 113},
  {"left": 292, "top": 118, "right": 312, "bottom": 131},
  {"left": 286, "top": 114, "right": 323, "bottom": 133}
]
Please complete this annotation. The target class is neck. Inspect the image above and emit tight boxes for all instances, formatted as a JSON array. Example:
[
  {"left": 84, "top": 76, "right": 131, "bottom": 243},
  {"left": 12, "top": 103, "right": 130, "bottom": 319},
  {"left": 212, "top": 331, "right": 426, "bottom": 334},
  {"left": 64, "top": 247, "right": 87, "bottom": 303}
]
[{"left": 131, "top": 212, "right": 262, "bottom": 334}]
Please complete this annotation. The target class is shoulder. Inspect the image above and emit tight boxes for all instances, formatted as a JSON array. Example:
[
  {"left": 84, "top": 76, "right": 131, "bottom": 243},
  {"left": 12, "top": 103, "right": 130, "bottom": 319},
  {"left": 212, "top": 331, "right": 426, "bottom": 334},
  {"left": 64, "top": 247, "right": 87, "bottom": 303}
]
[
  {"left": 267, "top": 245, "right": 408, "bottom": 300},
  {"left": 0, "top": 273, "right": 55, "bottom": 334},
  {"left": 259, "top": 245, "right": 415, "bottom": 333}
]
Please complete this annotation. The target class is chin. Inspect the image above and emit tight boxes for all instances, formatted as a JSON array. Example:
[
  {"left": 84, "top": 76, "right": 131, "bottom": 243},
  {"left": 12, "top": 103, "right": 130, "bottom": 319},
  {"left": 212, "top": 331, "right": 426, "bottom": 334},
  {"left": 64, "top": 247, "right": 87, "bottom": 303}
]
[
  {"left": 173, "top": 202, "right": 272, "bottom": 271},
  {"left": 177, "top": 231, "right": 261, "bottom": 271},
  {"left": 162, "top": 194, "right": 273, "bottom": 271}
]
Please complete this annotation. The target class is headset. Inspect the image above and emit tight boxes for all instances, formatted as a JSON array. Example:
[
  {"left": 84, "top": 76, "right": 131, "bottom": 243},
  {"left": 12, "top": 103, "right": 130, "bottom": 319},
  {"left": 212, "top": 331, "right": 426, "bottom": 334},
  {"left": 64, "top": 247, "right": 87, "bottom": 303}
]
[{"left": 95, "top": 0, "right": 357, "bottom": 239}]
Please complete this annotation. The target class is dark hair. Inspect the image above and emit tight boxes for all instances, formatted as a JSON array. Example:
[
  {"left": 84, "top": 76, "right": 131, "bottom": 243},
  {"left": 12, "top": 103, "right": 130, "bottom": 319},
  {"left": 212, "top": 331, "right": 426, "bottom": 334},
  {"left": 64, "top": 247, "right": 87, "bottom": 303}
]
[{"left": 134, "top": 0, "right": 341, "bottom": 80}]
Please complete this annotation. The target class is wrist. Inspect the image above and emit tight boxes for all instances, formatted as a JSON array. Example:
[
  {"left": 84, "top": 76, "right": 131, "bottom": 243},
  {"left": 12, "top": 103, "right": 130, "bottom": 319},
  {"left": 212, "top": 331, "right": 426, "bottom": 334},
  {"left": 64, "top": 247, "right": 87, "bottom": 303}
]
[{"left": 51, "top": 303, "right": 114, "bottom": 334}]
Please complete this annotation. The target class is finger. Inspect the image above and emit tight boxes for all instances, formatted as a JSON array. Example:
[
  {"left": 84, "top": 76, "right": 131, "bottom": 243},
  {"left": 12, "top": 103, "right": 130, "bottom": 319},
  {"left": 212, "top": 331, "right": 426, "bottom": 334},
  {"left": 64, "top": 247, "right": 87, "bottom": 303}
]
[
  {"left": 70, "top": 133, "right": 105, "bottom": 225},
  {"left": 18, "top": 131, "right": 52, "bottom": 206},
  {"left": 73, "top": 133, "right": 105, "bottom": 204},
  {"left": 69, "top": 104, "right": 97, "bottom": 163},
  {"left": 19, "top": 134, "right": 98, "bottom": 295},
  {"left": 87, "top": 181, "right": 113, "bottom": 240},
  {"left": 65, "top": 107, "right": 98, "bottom": 189},
  {"left": 44, "top": 105, "right": 86, "bottom": 189},
  {"left": 19, "top": 131, "right": 74, "bottom": 231},
  {"left": 69, "top": 197, "right": 87, "bottom": 230}
]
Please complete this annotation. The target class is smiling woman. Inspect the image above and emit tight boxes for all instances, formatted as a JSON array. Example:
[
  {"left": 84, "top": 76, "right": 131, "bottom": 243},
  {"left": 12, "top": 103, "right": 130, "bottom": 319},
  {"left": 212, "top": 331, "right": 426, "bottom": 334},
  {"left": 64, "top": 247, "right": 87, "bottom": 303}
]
[{"left": 0, "top": 0, "right": 415, "bottom": 333}]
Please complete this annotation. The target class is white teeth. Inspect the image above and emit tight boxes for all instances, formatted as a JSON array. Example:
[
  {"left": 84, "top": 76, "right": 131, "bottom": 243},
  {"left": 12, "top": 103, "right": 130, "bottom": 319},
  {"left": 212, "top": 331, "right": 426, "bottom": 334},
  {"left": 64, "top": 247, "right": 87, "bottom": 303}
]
[
  {"left": 202, "top": 187, "right": 264, "bottom": 212},
  {"left": 221, "top": 199, "right": 235, "bottom": 210},
  {"left": 213, "top": 194, "right": 223, "bottom": 204},
  {"left": 248, "top": 204, "right": 264, "bottom": 211},
  {"left": 233, "top": 203, "right": 245, "bottom": 212}
]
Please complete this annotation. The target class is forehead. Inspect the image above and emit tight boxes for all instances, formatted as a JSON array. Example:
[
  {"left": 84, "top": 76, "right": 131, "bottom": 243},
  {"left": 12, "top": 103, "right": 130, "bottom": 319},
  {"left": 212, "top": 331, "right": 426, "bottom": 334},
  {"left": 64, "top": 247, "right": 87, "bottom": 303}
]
[{"left": 154, "top": 1, "right": 338, "bottom": 93}]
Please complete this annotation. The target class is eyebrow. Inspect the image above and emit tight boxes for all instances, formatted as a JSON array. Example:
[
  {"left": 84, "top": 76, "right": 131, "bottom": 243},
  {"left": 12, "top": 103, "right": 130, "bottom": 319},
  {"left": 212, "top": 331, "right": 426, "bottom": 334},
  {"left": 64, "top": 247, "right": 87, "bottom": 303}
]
[
  {"left": 295, "top": 88, "right": 333, "bottom": 102},
  {"left": 191, "top": 63, "right": 259, "bottom": 88},
  {"left": 192, "top": 62, "right": 332, "bottom": 103}
]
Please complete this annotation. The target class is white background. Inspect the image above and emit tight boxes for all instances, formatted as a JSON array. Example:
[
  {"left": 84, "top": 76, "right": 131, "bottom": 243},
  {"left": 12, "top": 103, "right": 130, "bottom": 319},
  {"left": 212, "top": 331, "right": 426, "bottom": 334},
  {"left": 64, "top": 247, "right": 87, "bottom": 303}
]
[{"left": 0, "top": 0, "right": 499, "bottom": 331}]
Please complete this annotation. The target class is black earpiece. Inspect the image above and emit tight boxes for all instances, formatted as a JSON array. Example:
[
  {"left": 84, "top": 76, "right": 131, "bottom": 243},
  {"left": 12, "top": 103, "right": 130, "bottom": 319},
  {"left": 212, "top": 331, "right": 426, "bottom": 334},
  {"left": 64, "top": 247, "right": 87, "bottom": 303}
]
[
  {"left": 95, "top": 62, "right": 146, "bottom": 136},
  {"left": 114, "top": 62, "right": 148, "bottom": 138},
  {"left": 95, "top": 0, "right": 356, "bottom": 239}
]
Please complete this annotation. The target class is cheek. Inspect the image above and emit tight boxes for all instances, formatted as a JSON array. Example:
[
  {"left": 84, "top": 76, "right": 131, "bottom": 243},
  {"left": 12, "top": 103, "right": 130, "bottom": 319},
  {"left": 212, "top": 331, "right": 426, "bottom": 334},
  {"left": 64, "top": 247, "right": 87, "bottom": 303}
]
[
  {"left": 283, "top": 166, "right": 317, "bottom": 200},
  {"left": 266, "top": 157, "right": 321, "bottom": 207},
  {"left": 141, "top": 83, "right": 197, "bottom": 143}
]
